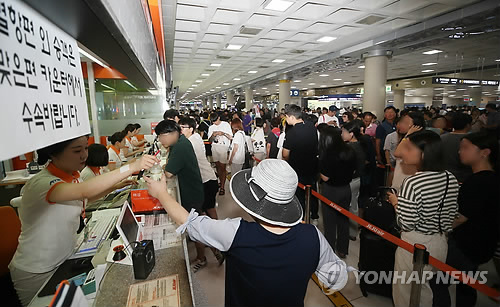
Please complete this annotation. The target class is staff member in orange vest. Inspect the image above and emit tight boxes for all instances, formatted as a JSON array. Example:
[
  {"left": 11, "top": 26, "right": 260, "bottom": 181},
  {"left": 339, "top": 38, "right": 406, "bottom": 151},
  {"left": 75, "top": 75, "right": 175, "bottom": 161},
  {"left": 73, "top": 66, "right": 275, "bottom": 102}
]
[
  {"left": 123, "top": 124, "right": 143, "bottom": 160},
  {"left": 107, "top": 131, "right": 129, "bottom": 171},
  {"left": 9, "top": 135, "right": 158, "bottom": 306}
]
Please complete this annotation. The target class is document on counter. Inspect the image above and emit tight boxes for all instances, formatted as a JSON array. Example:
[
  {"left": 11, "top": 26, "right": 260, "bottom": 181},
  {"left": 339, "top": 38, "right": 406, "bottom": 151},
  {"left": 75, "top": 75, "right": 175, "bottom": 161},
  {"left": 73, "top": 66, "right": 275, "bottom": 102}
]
[
  {"left": 125, "top": 274, "right": 180, "bottom": 307},
  {"left": 142, "top": 214, "right": 182, "bottom": 250}
]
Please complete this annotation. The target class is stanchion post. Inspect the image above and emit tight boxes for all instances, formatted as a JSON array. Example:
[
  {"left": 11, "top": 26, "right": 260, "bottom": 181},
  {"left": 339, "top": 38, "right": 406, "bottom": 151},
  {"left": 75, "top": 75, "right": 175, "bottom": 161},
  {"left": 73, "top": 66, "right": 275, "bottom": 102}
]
[
  {"left": 305, "top": 185, "right": 311, "bottom": 224},
  {"left": 409, "top": 244, "right": 429, "bottom": 307}
]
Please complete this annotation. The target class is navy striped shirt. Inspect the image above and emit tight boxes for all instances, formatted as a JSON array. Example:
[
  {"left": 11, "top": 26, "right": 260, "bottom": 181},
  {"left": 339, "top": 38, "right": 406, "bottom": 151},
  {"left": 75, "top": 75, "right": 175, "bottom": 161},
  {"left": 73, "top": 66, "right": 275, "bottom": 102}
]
[{"left": 396, "top": 171, "right": 459, "bottom": 235}]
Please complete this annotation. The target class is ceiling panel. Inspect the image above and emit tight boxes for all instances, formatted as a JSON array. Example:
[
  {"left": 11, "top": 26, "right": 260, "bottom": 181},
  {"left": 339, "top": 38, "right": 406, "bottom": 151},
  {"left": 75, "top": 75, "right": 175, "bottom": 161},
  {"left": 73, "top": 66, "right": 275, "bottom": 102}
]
[
  {"left": 174, "top": 40, "right": 195, "bottom": 48},
  {"left": 202, "top": 33, "right": 226, "bottom": 42},
  {"left": 276, "top": 18, "right": 311, "bottom": 31},
  {"left": 206, "top": 22, "right": 234, "bottom": 34},
  {"left": 176, "top": 4, "right": 206, "bottom": 21},
  {"left": 324, "top": 8, "right": 365, "bottom": 23},
  {"left": 246, "top": 13, "right": 279, "bottom": 28},
  {"left": 175, "top": 19, "right": 201, "bottom": 32},
  {"left": 175, "top": 31, "right": 197, "bottom": 40},
  {"left": 263, "top": 29, "right": 291, "bottom": 39},
  {"left": 292, "top": 2, "right": 336, "bottom": 18},
  {"left": 212, "top": 9, "right": 245, "bottom": 24},
  {"left": 306, "top": 22, "right": 336, "bottom": 33}
]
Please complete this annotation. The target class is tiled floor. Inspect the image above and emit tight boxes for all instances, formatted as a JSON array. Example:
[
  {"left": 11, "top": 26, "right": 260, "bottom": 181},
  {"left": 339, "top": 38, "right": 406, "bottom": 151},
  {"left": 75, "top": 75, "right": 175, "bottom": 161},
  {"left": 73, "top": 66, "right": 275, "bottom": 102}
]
[{"left": 186, "top": 181, "right": 500, "bottom": 307}]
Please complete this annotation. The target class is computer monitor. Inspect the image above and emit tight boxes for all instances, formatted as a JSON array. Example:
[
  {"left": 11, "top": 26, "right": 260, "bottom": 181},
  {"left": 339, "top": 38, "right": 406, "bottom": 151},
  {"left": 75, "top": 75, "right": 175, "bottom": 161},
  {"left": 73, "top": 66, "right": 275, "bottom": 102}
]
[{"left": 115, "top": 201, "right": 142, "bottom": 255}]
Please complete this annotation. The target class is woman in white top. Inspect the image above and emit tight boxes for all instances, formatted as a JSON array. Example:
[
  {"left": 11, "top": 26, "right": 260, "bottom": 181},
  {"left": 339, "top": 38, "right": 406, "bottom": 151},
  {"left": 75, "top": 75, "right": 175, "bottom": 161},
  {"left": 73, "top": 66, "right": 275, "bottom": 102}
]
[
  {"left": 9, "top": 135, "right": 157, "bottom": 306},
  {"left": 130, "top": 123, "right": 147, "bottom": 148},
  {"left": 80, "top": 143, "right": 108, "bottom": 181},
  {"left": 207, "top": 113, "right": 233, "bottom": 195},
  {"left": 123, "top": 124, "right": 143, "bottom": 161},
  {"left": 107, "top": 131, "right": 128, "bottom": 170},
  {"left": 228, "top": 118, "right": 246, "bottom": 175}
]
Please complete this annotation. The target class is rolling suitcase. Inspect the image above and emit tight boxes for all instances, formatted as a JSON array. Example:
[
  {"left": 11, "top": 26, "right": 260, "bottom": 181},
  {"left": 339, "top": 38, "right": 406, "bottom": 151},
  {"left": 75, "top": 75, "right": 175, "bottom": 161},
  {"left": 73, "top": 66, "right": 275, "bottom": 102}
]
[{"left": 358, "top": 187, "right": 400, "bottom": 298}]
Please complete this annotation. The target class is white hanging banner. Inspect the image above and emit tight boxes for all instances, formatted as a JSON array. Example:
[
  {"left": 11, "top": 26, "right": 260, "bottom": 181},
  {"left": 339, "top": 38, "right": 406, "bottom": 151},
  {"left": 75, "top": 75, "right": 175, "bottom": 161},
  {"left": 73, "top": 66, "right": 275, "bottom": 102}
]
[{"left": 0, "top": 0, "right": 90, "bottom": 161}]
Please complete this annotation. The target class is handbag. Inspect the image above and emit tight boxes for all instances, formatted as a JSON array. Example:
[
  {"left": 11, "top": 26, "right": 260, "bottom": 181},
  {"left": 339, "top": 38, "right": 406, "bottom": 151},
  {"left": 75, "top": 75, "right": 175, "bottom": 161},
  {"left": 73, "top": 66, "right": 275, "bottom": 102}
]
[{"left": 241, "top": 131, "right": 253, "bottom": 169}]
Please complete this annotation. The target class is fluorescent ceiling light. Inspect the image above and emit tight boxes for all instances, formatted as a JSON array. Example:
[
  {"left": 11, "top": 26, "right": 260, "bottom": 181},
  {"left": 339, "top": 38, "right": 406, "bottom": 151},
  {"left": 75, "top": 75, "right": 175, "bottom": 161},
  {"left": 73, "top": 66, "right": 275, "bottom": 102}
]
[
  {"left": 192, "top": 84, "right": 198, "bottom": 87},
  {"left": 226, "top": 44, "right": 243, "bottom": 50},
  {"left": 317, "top": 36, "right": 337, "bottom": 43},
  {"left": 422, "top": 69, "right": 434, "bottom": 73},
  {"left": 308, "top": 83, "right": 315, "bottom": 85},
  {"left": 302, "top": 88, "right": 308, "bottom": 90},
  {"left": 333, "top": 78, "right": 342, "bottom": 81},
  {"left": 422, "top": 62, "right": 437, "bottom": 66},
  {"left": 248, "top": 70, "right": 258, "bottom": 74},
  {"left": 195, "top": 80, "right": 203, "bottom": 83},
  {"left": 263, "top": 0, "right": 294, "bottom": 12},
  {"left": 201, "top": 73, "right": 210, "bottom": 77},
  {"left": 223, "top": 83, "right": 230, "bottom": 85},
  {"left": 291, "top": 86, "right": 297, "bottom": 89},
  {"left": 78, "top": 47, "right": 109, "bottom": 68},
  {"left": 210, "top": 89, "right": 215, "bottom": 91},
  {"left": 276, "top": 84, "right": 279, "bottom": 86},
  {"left": 320, "top": 85, "right": 327, "bottom": 87},
  {"left": 272, "top": 59, "right": 286, "bottom": 63},
  {"left": 211, "top": 63, "right": 222, "bottom": 67},
  {"left": 294, "top": 80, "right": 301, "bottom": 82},
  {"left": 344, "top": 81, "right": 352, "bottom": 84},
  {"left": 188, "top": 88, "right": 193, "bottom": 90},
  {"left": 216, "top": 86, "right": 221, "bottom": 89},
  {"left": 422, "top": 50, "right": 442, "bottom": 55},
  {"left": 100, "top": 83, "right": 115, "bottom": 91},
  {"left": 319, "top": 74, "right": 329, "bottom": 77},
  {"left": 262, "top": 87, "right": 267, "bottom": 89},
  {"left": 233, "top": 78, "right": 241, "bottom": 81},
  {"left": 358, "top": 65, "right": 365, "bottom": 69},
  {"left": 457, "top": 88, "right": 466, "bottom": 91},
  {"left": 124, "top": 80, "right": 137, "bottom": 90},
  {"left": 496, "top": 59, "right": 500, "bottom": 62}
]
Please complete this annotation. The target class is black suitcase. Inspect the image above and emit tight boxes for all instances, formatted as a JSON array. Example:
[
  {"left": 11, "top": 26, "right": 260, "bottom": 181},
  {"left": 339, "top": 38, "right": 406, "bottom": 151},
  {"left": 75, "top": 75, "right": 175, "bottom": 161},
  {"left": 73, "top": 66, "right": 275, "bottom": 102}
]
[{"left": 358, "top": 187, "right": 400, "bottom": 298}]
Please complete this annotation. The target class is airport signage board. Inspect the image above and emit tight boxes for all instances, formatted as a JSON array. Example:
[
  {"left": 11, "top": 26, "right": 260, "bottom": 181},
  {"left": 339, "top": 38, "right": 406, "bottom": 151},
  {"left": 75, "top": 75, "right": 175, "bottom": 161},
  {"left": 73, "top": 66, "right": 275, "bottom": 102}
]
[
  {"left": 290, "top": 89, "right": 300, "bottom": 97},
  {"left": 0, "top": 0, "right": 90, "bottom": 161},
  {"left": 432, "top": 77, "right": 499, "bottom": 86}
]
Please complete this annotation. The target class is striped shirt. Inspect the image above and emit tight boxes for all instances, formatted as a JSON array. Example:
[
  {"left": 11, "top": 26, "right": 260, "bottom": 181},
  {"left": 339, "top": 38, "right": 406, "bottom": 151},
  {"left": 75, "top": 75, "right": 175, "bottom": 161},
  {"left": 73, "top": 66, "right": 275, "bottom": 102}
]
[{"left": 396, "top": 171, "right": 459, "bottom": 235}]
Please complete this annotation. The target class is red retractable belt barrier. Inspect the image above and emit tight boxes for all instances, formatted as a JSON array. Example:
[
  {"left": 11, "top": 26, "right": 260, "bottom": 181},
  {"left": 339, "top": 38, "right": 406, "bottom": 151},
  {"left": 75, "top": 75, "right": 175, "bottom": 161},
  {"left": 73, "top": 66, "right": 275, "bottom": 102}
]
[{"left": 297, "top": 183, "right": 500, "bottom": 302}]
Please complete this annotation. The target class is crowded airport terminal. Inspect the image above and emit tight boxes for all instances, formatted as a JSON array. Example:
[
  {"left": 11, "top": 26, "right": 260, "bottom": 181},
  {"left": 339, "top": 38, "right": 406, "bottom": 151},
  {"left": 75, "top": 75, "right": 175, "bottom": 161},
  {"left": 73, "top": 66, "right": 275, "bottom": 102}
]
[{"left": 0, "top": 0, "right": 499, "bottom": 306}]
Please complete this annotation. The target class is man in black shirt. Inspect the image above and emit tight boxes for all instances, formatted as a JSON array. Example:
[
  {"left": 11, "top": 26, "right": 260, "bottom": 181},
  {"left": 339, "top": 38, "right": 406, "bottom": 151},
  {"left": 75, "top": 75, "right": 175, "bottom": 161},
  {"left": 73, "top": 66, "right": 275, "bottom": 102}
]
[{"left": 283, "top": 104, "right": 319, "bottom": 221}]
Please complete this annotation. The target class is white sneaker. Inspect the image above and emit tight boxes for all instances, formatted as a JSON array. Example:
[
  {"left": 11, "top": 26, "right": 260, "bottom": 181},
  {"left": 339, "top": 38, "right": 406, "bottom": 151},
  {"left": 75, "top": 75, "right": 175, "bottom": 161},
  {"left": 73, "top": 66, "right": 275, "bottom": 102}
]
[
  {"left": 191, "top": 258, "right": 207, "bottom": 273},
  {"left": 311, "top": 219, "right": 319, "bottom": 226}
]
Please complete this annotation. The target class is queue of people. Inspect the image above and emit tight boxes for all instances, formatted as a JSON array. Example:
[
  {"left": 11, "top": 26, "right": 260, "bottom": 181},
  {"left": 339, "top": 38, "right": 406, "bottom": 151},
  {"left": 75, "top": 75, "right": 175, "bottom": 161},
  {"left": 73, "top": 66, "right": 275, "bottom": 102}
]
[{"left": 6, "top": 100, "right": 500, "bottom": 307}]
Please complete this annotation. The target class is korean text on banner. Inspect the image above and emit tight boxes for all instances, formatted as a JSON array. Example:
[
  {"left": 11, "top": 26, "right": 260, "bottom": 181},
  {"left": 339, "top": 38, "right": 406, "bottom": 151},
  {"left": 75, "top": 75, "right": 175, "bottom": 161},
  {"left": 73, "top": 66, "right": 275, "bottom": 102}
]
[{"left": 0, "top": 0, "right": 90, "bottom": 161}]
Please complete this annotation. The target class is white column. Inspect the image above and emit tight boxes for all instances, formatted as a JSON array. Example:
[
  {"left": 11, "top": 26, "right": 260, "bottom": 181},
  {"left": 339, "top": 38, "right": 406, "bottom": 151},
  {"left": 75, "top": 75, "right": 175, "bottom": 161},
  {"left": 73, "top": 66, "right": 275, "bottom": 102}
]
[
  {"left": 208, "top": 96, "right": 213, "bottom": 110},
  {"left": 470, "top": 91, "right": 481, "bottom": 107},
  {"left": 216, "top": 94, "right": 221, "bottom": 108},
  {"left": 86, "top": 62, "right": 100, "bottom": 144},
  {"left": 278, "top": 79, "right": 291, "bottom": 111},
  {"left": 393, "top": 89, "right": 405, "bottom": 112},
  {"left": 245, "top": 87, "right": 253, "bottom": 111},
  {"left": 363, "top": 50, "right": 390, "bottom": 118},
  {"left": 226, "top": 91, "right": 235, "bottom": 107}
]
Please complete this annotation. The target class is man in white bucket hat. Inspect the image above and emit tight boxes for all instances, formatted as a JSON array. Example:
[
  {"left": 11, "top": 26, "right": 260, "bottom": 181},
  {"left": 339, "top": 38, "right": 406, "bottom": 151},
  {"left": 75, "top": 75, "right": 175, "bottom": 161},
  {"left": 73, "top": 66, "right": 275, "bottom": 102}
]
[{"left": 145, "top": 159, "right": 348, "bottom": 306}]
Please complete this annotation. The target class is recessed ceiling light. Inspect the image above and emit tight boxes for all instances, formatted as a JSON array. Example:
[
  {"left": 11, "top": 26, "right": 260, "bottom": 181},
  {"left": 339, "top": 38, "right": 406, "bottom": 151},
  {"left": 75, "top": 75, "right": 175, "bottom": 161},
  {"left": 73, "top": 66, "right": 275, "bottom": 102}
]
[
  {"left": 272, "top": 59, "right": 286, "bottom": 63},
  {"left": 358, "top": 65, "right": 365, "bottom": 69},
  {"left": 333, "top": 78, "right": 342, "bottom": 81},
  {"left": 210, "top": 89, "right": 215, "bottom": 91},
  {"left": 248, "top": 70, "right": 258, "bottom": 74},
  {"left": 226, "top": 44, "right": 243, "bottom": 50},
  {"left": 317, "top": 36, "right": 337, "bottom": 43},
  {"left": 275, "top": 84, "right": 279, "bottom": 87},
  {"left": 302, "top": 88, "right": 308, "bottom": 90},
  {"left": 319, "top": 74, "right": 329, "bottom": 77},
  {"left": 294, "top": 80, "right": 301, "bottom": 83},
  {"left": 308, "top": 83, "right": 316, "bottom": 85},
  {"left": 457, "top": 88, "right": 466, "bottom": 91},
  {"left": 263, "top": 0, "right": 294, "bottom": 12},
  {"left": 422, "top": 62, "right": 437, "bottom": 66},
  {"left": 201, "top": 73, "right": 210, "bottom": 77},
  {"left": 422, "top": 50, "right": 442, "bottom": 55},
  {"left": 262, "top": 87, "right": 267, "bottom": 90},
  {"left": 216, "top": 86, "right": 221, "bottom": 89},
  {"left": 233, "top": 78, "right": 241, "bottom": 81},
  {"left": 223, "top": 83, "right": 230, "bottom": 85},
  {"left": 188, "top": 87, "right": 193, "bottom": 90},
  {"left": 211, "top": 63, "right": 222, "bottom": 67},
  {"left": 195, "top": 80, "right": 203, "bottom": 83},
  {"left": 422, "top": 94, "right": 428, "bottom": 97},
  {"left": 192, "top": 85, "right": 198, "bottom": 87},
  {"left": 422, "top": 69, "right": 434, "bottom": 73},
  {"left": 320, "top": 85, "right": 327, "bottom": 87},
  {"left": 344, "top": 81, "right": 352, "bottom": 84},
  {"left": 291, "top": 86, "right": 297, "bottom": 89},
  {"left": 496, "top": 59, "right": 500, "bottom": 62},
  {"left": 255, "top": 92, "right": 261, "bottom": 95}
]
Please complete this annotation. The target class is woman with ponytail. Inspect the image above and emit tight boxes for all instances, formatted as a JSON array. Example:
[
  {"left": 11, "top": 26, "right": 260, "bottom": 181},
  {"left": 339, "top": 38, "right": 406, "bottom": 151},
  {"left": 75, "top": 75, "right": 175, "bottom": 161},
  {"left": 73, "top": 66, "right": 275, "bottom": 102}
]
[{"left": 9, "top": 135, "right": 158, "bottom": 306}]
